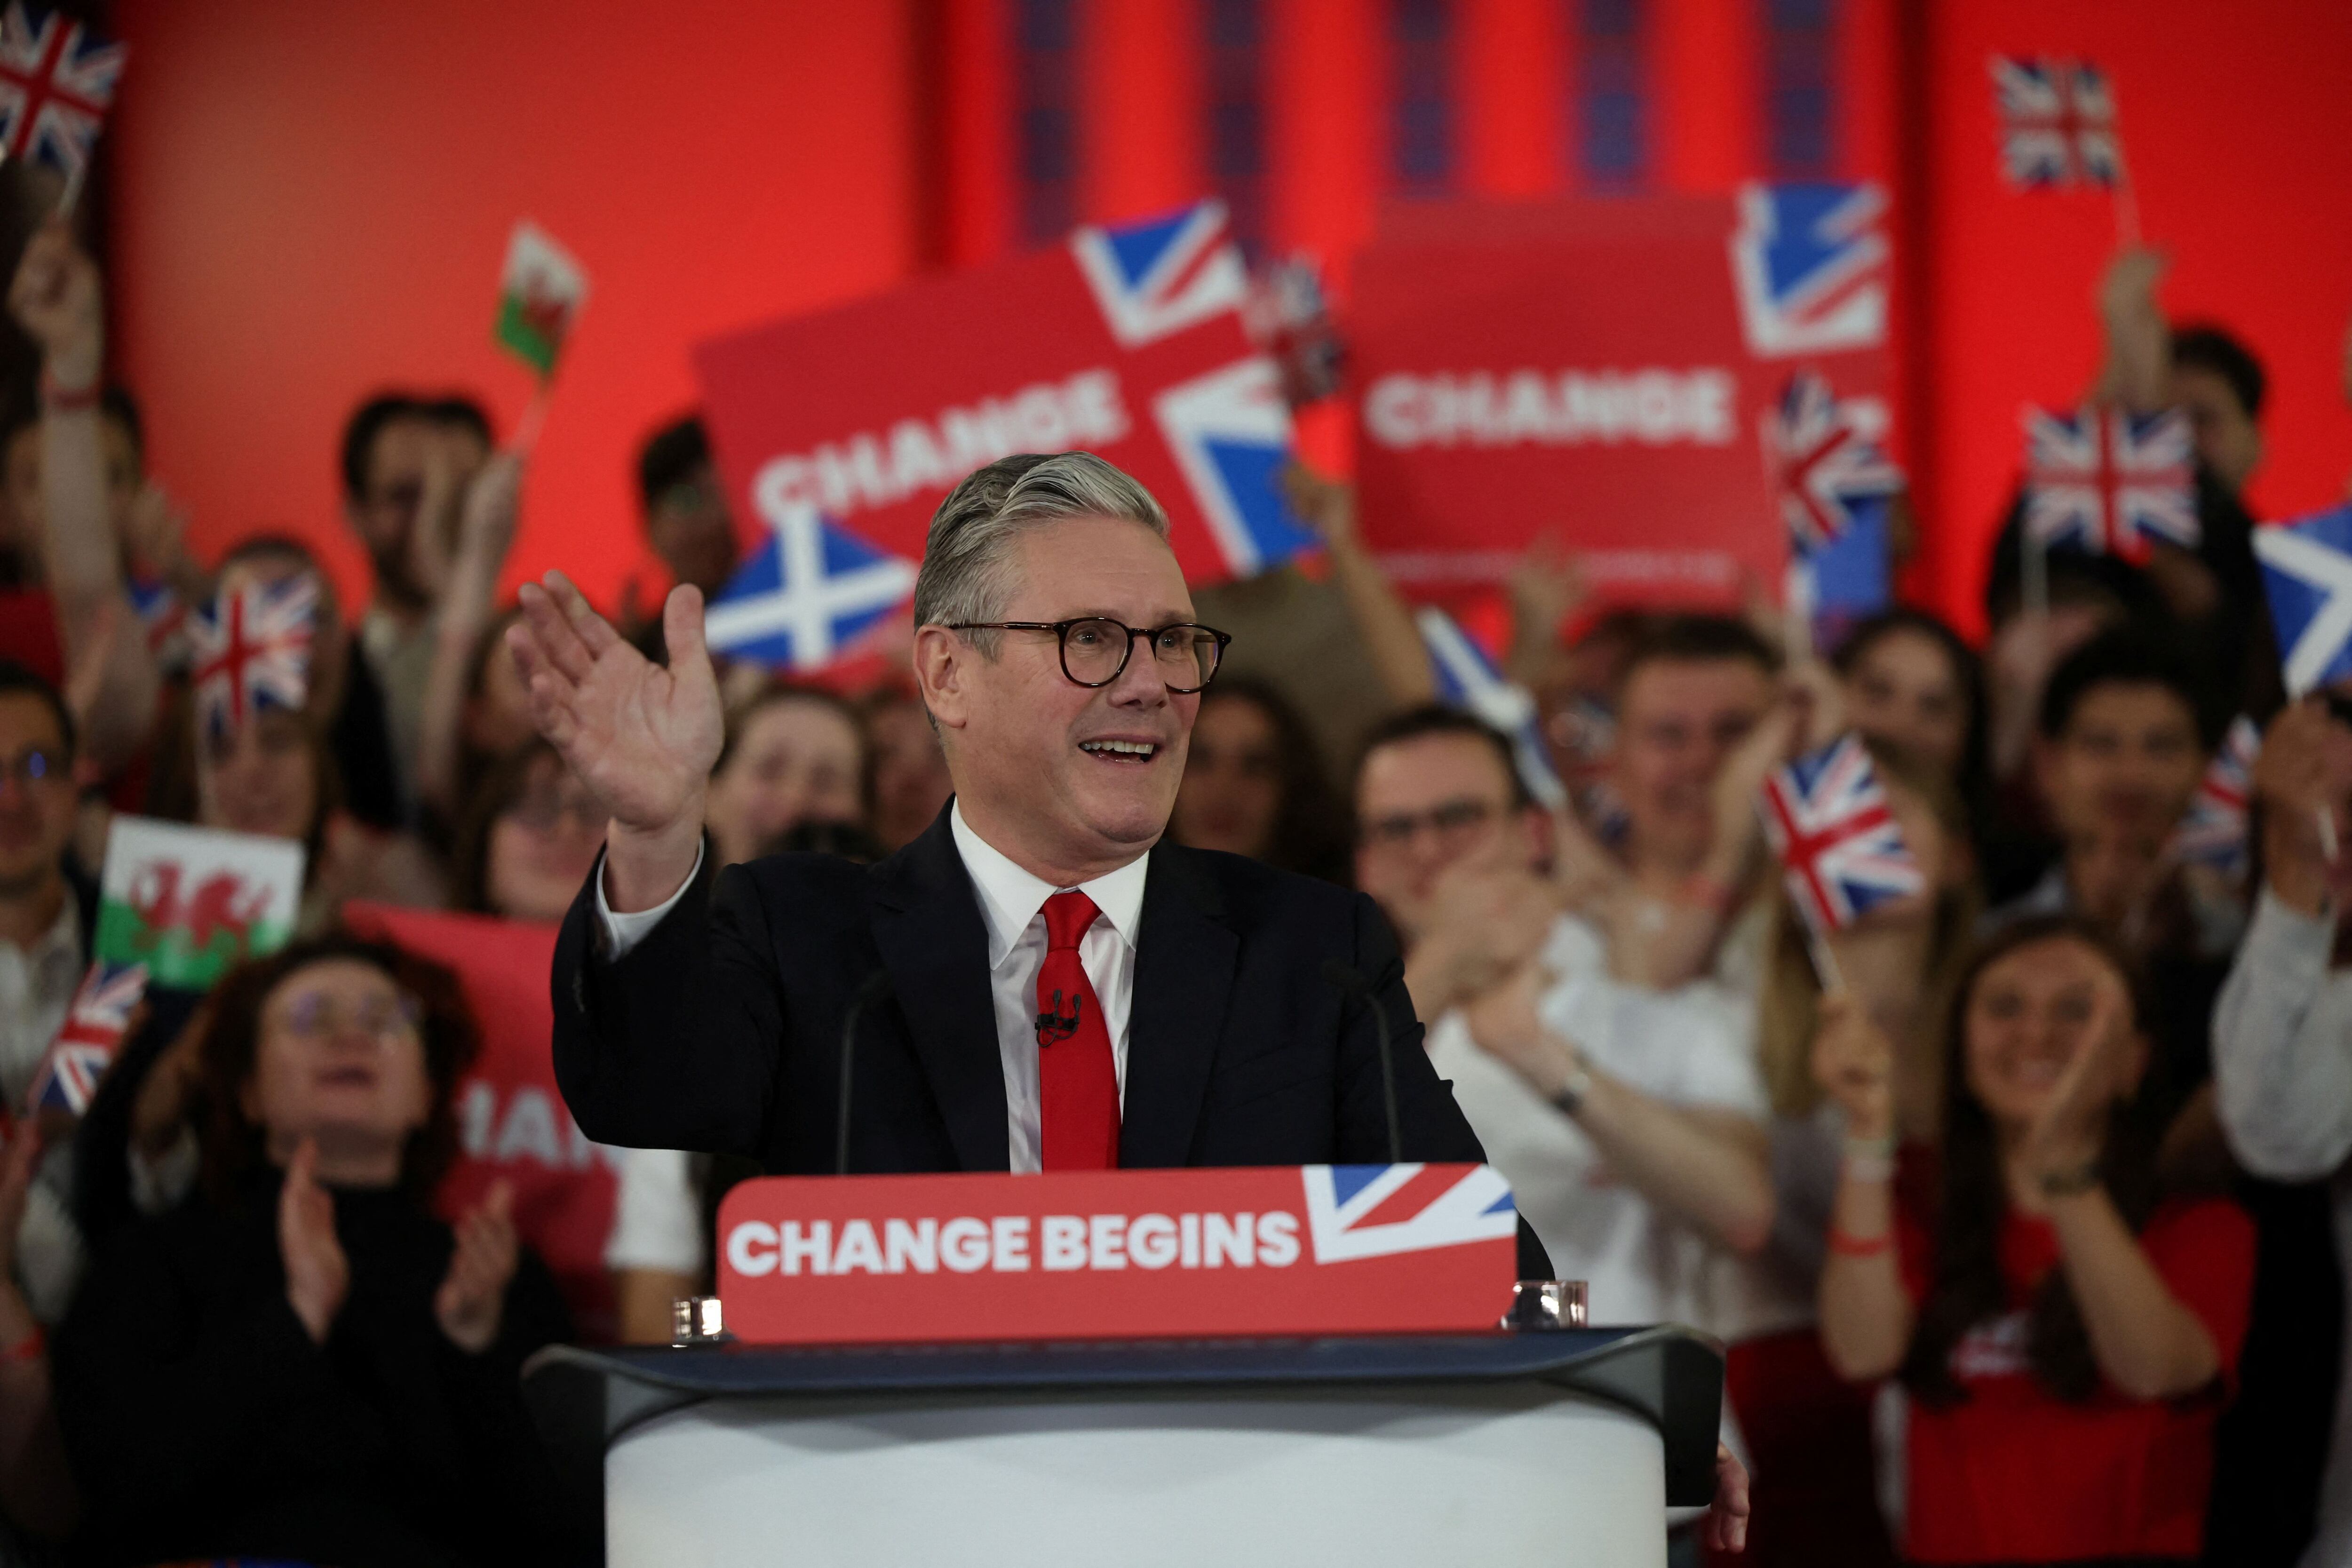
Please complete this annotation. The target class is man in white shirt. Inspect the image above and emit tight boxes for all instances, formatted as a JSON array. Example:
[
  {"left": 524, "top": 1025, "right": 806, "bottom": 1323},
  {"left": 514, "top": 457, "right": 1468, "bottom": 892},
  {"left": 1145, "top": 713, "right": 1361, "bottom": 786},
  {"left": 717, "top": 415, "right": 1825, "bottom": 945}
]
[{"left": 1350, "top": 699, "right": 1776, "bottom": 1333}]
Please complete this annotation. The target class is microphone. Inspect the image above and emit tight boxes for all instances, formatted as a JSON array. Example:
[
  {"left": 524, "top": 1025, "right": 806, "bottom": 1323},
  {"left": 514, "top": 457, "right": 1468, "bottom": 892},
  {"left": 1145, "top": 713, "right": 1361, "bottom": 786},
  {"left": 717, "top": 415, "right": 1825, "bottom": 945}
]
[
  {"left": 1321, "top": 960, "right": 1403, "bottom": 1164},
  {"left": 836, "top": 969, "right": 895, "bottom": 1177}
]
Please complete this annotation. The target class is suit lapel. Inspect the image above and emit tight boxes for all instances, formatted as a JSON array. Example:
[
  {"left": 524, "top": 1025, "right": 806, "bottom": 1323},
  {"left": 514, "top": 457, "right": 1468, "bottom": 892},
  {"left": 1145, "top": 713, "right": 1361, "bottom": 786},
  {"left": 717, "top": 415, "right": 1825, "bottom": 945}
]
[
  {"left": 1120, "top": 843, "right": 1238, "bottom": 1168},
  {"left": 866, "top": 805, "right": 1011, "bottom": 1171}
]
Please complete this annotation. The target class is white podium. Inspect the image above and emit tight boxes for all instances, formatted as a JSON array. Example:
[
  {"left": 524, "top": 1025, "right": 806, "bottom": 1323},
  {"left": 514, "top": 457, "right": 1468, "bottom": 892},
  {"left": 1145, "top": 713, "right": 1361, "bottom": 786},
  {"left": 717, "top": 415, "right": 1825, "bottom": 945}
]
[{"left": 525, "top": 1327, "right": 1723, "bottom": 1568}]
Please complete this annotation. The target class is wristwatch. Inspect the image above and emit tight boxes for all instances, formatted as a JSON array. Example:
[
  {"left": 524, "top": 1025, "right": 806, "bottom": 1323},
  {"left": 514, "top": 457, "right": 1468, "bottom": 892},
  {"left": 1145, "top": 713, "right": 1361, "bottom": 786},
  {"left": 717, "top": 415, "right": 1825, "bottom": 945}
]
[{"left": 1550, "top": 1049, "right": 1596, "bottom": 1119}]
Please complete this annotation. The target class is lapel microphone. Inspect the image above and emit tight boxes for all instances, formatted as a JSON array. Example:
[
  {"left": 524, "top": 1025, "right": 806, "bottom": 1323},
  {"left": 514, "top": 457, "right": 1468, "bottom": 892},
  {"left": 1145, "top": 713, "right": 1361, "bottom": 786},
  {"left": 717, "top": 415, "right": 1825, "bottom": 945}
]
[
  {"left": 1320, "top": 960, "right": 1404, "bottom": 1164},
  {"left": 1035, "top": 989, "right": 1083, "bottom": 1046},
  {"left": 836, "top": 969, "right": 896, "bottom": 1177}
]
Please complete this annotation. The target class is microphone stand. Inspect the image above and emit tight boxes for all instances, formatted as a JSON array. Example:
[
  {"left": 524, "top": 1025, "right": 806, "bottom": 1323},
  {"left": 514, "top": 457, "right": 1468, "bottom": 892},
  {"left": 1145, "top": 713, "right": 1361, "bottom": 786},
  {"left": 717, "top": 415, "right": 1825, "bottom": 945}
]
[{"left": 1321, "top": 960, "right": 1404, "bottom": 1163}]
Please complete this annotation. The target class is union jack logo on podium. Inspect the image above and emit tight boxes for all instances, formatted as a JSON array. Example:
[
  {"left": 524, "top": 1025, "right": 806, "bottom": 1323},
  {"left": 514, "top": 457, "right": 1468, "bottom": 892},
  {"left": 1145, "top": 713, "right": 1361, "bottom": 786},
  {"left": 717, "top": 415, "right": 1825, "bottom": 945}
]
[
  {"left": 1760, "top": 734, "right": 1924, "bottom": 933},
  {"left": 1990, "top": 56, "right": 2121, "bottom": 188},
  {"left": 703, "top": 500, "right": 917, "bottom": 671},
  {"left": 2021, "top": 404, "right": 2197, "bottom": 565},
  {"left": 1769, "top": 370, "right": 1903, "bottom": 553},
  {"left": 1071, "top": 200, "right": 1251, "bottom": 349},
  {"left": 2255, "top": 503, "right": 2352, "bottom": 698},
  {"left": 190, "top": 575, "right": 318, "bottom": 738},
  {"left": 27, "top": 959, "right": 146, "bottom": 1116},
  {"left": 1417, "top": 605, "right": 1568, "bottom": 812},
  {"left": 1302, "top": 1163, "right": 1517, "bottom": 1265},
  {"left": 1729, "top": 182, "right": 1891, "bottom": 358},
  {"left": 1152, "top": 357, "right": 1316, "bottom": 578},
  {"left": 2171, "top": 716, "right": 2259, "bottom": 879},
  {"left": 0, "top": 3, "right": 124, "bottom": 177}
]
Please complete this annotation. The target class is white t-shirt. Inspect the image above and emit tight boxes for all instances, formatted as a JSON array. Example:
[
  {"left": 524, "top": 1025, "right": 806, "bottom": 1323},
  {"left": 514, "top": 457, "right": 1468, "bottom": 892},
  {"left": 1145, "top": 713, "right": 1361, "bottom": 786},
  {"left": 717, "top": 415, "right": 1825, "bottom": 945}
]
[
  {"left": 604, "top": 1146, "right": 706, "bottom": 1276},
  {"left": 1427, "top": 912, "right": 1785, "bottom": 1339}
]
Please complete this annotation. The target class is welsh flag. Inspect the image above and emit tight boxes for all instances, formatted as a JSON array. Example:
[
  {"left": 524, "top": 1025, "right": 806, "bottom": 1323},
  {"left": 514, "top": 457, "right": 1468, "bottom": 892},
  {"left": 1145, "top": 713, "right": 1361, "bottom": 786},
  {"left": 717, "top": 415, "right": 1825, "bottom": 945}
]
[
  {"left": 93, "top": 816, "right": 305, "bottom": 990},
  {"left": 494, "top": 220, "right": 589, "bottom": 379}
]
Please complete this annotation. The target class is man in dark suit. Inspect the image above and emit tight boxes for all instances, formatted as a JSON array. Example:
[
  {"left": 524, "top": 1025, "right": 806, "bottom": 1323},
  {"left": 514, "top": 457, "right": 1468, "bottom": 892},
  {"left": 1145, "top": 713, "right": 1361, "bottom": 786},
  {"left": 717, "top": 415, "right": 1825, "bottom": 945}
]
[{"left": 513, "top": 449, "right": 1493, "bottom": 1181}]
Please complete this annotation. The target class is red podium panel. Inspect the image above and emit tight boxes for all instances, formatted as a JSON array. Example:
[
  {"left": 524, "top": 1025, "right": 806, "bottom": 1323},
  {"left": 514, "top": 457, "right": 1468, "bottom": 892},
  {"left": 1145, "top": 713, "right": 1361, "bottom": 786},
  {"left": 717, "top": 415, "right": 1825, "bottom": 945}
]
[{"left": 717, "top": 1163, "right": 1519, "bottom": 1346}]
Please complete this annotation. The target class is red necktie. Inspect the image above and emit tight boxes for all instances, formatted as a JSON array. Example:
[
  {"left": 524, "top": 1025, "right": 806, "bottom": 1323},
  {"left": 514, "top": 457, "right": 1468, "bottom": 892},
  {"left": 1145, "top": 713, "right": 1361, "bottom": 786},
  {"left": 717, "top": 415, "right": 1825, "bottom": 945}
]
[{"left": 1036, "top": 890, "right": 1120, "bottom": 1170}]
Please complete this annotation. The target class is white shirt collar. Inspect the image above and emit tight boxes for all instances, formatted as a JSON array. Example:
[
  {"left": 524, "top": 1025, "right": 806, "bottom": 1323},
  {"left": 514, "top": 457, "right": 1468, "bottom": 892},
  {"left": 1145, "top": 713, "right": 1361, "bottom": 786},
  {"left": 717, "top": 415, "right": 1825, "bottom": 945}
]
[{"left": 949, "top": 799, "right": 1149, "bottom": 971}]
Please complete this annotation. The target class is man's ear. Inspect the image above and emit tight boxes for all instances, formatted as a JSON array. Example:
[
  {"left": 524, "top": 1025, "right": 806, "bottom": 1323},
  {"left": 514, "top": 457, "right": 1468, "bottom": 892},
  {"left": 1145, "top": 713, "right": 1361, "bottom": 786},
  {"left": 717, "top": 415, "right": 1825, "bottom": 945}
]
[{"left": 913, "top": 625, "right": 971, "bottom": 732}]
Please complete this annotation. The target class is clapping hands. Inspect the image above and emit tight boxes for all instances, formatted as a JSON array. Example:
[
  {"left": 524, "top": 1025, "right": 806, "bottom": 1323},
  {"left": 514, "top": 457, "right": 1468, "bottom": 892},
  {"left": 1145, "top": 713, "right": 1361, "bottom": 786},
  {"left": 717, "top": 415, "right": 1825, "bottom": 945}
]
[{"left": 435, "top": 1181, "right": 519, "bottom": 1354}]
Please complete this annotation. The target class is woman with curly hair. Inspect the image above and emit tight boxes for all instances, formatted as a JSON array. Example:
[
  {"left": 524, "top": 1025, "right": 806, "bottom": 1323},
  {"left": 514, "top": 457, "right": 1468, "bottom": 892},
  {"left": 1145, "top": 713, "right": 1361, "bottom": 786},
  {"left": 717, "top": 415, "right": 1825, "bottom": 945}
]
[{"left": 52, "top": 932, "right": 588, "bottom": 1567}]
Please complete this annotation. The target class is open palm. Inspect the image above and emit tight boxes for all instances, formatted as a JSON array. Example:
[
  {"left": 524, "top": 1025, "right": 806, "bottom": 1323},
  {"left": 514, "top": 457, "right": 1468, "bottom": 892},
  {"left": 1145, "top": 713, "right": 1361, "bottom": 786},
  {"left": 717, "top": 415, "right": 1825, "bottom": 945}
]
[{"left": 509, "top": 573, "right": 724, "bottom": 835}]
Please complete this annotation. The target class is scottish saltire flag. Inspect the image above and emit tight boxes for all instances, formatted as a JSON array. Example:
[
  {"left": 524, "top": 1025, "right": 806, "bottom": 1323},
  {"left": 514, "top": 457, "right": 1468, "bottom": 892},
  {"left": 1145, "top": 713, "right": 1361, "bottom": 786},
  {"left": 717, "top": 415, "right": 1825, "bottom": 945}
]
[
  {"left": 1760, "top": 733, "right": 1925, "bottom": 934},
  {"left": 0, "top": 4, "right": 123, "bottom": 178},
  {"left": 703, "top": 500, "right": 916, "bottom": 672},
  {"left": 1302, "top": 1163, "right": 1517, "bottom": 1265},
  {"left": 1416, "top": 605, "right": 1568, "bottom": 811},
  {"left": 1801, "top": 503, "right": 1891, "bottom": 649},
  {"left": 1071, "top": 199, "right": 1251, "bottom": 349},
  {"left": 26, "top": 959, "right": 145, "bottom": 1116},
  {"left": 1990, "top": 56, "right": 2122, "bottom": 188},
  {"left": 1770, "top": 370, "right": 1903, "bottom": 553},
  {"left": 2171, "top": 716, "right": 2260, "bottom": 879},
  {"left": 2256, "top": 503, "right": 2352, "bottom": 698},
  {"left": 2021, "top": 404, "right": 2197, "bottom": 564},
  {"left": 190, "top": 576, "right": 317, "bottom": 739},
  {"left": 1153, "top": 357, "right": 1315, "bottom": 577},
  {"left": 1729, "top": 182, "right": 1891, "bottom": 358}
]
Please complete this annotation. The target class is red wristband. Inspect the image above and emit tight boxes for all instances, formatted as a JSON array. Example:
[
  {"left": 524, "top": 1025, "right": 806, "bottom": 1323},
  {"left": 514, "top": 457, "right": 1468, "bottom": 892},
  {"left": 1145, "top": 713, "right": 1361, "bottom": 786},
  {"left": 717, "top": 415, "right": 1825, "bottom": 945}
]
[
  {"left": 39, "top": 371, "right": 97, "bottom": 412},
  {"left": 1827, "top": 1227, "right": 1892, "bottom": 1258}
]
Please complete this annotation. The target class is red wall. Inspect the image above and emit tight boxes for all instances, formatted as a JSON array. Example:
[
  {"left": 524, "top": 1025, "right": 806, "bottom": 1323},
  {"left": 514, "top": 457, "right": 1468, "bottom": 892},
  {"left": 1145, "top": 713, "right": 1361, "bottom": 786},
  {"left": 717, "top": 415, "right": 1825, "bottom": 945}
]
[
  {"left": 105, "top": 0, "right": 2352, "bottom": 638},
  {"left": 108, "top": 0, "right": 922, "bottom": 617},
  {"left": 1914, "top": 0, "right": 2352, "bottom": 633}
]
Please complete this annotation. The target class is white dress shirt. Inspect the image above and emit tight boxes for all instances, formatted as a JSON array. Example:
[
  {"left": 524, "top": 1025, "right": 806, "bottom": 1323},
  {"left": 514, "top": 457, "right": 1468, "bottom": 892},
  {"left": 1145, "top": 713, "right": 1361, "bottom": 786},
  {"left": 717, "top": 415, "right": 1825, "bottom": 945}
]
[{"left": 596, "top": 801, "right": 1148, "bottom": 1174}]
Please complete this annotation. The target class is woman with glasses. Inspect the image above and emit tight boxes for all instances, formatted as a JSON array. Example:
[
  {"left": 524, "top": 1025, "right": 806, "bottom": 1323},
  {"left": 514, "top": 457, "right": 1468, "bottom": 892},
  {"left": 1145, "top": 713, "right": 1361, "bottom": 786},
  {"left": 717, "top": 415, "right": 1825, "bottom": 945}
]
[{"left": 52, "top": 932, "right": 589, "bottom": 1566}]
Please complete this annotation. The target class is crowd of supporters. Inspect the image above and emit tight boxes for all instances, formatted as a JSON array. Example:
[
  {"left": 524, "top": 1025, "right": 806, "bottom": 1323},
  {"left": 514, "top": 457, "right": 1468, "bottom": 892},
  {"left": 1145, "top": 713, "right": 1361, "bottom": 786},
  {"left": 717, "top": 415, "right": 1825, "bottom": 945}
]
[{"left": 0, "top": 200, "right": 2349, "bottom": 1568}]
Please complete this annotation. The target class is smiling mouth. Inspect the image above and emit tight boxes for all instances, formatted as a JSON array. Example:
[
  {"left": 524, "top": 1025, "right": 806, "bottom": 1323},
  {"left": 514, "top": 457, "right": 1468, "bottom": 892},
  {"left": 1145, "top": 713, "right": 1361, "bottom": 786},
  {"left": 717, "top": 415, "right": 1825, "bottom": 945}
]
[{"left": 1080, "top": 740, "right": 1160, "bottom": 764}]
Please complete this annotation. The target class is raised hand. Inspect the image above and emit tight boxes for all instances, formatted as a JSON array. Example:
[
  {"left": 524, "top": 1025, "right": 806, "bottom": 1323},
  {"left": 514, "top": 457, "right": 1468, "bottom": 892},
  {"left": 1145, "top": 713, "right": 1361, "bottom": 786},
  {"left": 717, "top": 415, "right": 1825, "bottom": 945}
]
[
  {"left": 7, "top": 218, "right": 100, "bottom": 388},
  {"left": 2018, "top": 972, "right": 2132, "bottom": 1183},
  {"left": 278, "top": 1138, "right": 349, "bottom": 1345},
  {"left": 1461, "top": 956, "right": 1568, "bottom": 1092},
  {"left": 509, "top": 572, "right": 722, "bottom": 908},
  {"left": 1810, "top": 990, "right": 1894, "bottom": 1141},
  {"left": 457, "top": 451, "right": 524, "bottom": 573},
  {"left": 1280, "top": 463, "right": 1357, "bottom": 549},
  {"left": 435, "top": 1180, "right": 519, "bottom": 1354}
]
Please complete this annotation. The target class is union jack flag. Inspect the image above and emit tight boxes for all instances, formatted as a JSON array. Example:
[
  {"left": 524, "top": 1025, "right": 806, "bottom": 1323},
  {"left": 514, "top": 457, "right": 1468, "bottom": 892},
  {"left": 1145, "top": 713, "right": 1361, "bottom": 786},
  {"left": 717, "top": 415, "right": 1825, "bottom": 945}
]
[
  {"left": 1729, "top": 182, "right": 1891, "bottom": 359},
  {"left": 1769, "top": 369, "right": 1904, "bottom": 553},
  {"left": 2171, "top": 716, "right": 2260, "bottom": 879},
  {"left": 1416, "top": 605, "right": 1568, "bottom": 811},
  {"left": 1759, "top": 733, "right": 1925, "bottom": 934},
  {"left": 190, "top": 575, "right": 317, "bottom": 739},
  {"left": 1153, "top": 357, "right": 1316, "bottom": 578},
  {"left": 1990, "top": 56, "right": 2122, "bottom": 189},
  {"left": 126, "top": 575, "right": 191, "bottom": 675},
  {"left": 27, "top": 959, "right": 145, "bottom": 1116},
  {"left": 2021, "top": 404, "right": 2198, "bottom": 564},
  {"left": 0, "top": 4, "right": 124, "bottom": 178},
  {"left": 1070, "top": 199, "right": 1251, "bottom": 349},
  {"left": 1302, "top": 1163, "right": 1517, "bottom": 1265}
]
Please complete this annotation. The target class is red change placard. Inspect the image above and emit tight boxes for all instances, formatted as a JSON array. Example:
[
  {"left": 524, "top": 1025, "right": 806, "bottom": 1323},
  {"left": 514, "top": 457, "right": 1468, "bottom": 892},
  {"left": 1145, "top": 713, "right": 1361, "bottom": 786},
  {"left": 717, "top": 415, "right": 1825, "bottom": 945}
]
[
  {"left": 717, "top": 1163, "right": 1519, "bottom": 1346},
  {"left": 1352, "top": 186, "right": 1896, "bottom": 606}
]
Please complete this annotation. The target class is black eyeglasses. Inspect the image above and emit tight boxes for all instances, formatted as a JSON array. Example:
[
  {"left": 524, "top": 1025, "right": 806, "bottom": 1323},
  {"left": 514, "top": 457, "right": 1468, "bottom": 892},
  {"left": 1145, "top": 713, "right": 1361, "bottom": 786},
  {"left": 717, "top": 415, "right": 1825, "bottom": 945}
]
[{"left": 947, "top": 618, "right": 1232, "bottom": 693}]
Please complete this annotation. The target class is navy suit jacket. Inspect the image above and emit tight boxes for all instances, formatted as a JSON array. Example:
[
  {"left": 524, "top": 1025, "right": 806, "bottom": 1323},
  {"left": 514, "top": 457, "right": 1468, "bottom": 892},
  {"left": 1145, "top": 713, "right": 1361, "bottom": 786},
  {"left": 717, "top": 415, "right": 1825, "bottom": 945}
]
[{"left": 551, "top": 804, "right": 1509, "bottom": 1176}]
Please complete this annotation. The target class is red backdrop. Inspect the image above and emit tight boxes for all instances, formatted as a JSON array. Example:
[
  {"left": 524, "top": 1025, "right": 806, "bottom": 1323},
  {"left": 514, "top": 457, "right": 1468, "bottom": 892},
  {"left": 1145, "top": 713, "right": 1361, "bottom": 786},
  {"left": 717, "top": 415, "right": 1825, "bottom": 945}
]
[{"left": 105, "top": 0, "right": 2352, "bottom": 639}]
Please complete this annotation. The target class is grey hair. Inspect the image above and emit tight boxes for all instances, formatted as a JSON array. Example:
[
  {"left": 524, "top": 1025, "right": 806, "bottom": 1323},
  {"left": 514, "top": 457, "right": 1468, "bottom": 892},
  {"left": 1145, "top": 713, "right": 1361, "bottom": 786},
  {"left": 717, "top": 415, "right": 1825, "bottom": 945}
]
[{"left": 912, "top": 452, "right": 1169, "bottom": 654}]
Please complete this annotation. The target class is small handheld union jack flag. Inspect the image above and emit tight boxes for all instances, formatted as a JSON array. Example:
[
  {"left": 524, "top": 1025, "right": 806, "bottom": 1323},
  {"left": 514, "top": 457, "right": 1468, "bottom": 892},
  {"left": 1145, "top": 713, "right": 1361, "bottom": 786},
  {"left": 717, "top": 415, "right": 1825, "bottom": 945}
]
[
  {"left": 2021, "top": 404, "right": 2198, "bottom": 565},
  {"left": 190, "top": 576, "right": 318, "bottom": 739},
  {"left": 1990, "top": 56, "right": 2121, "bottom": 189},
  {"left": 1759, "top": 734, "right": 1925, "bottom": 936},
  {"left": 1769, "top": 369, "right": 1904, "bottom": 554},
  {"left": 26, "top": 959, "right": 145, "bottom": 1117},
  {"left": 0, "top": 3, "right": 124, "bottom": 179},
  {"left": 2171, "top": 716, "right": 2260, "bottom": 880}
]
